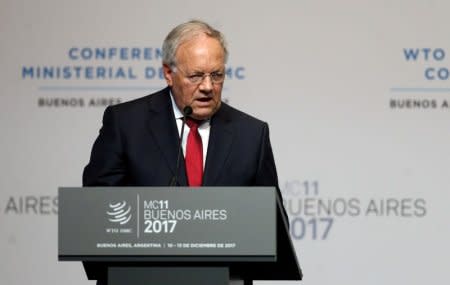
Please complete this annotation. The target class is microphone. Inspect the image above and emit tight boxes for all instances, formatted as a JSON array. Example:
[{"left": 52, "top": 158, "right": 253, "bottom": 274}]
[
  {"left": 169, "top": 106, "right": 193, "bottom": 186},
  {"left": 183, "top": 106, "right": 193, "bottom": 117}
]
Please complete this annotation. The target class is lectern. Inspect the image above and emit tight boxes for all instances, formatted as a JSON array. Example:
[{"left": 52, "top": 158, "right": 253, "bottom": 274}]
[{"left": 58, "top": 187, "right": 302, "bottom": 284}]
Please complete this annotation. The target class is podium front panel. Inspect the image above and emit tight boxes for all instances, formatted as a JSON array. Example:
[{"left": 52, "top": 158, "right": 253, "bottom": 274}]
[{"left": 58, "top": 187, "right": 276, "bottom": 262}]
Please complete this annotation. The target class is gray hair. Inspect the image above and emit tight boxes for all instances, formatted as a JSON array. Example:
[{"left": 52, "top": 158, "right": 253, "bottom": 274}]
[{"left": 162, "top": 20, "right": 228, "bottom": 67}]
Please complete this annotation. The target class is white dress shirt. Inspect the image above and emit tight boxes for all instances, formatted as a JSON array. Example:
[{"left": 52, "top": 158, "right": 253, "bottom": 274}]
[{"left": 170, "top": 93, "right": 210, "bottom": 169}]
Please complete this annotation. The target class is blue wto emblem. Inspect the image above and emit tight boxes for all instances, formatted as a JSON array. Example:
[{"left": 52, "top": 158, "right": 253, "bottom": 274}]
[{"left": 106, "top": 201, "right": 132, "bottom": 225}]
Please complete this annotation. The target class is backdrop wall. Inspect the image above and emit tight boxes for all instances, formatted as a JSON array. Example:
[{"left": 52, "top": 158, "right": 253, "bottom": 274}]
[{"left": 1, "top": 1, "right": 449, "bottom": 284}]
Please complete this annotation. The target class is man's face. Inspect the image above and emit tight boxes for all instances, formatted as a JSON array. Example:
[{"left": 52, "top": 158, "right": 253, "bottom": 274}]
[{"left": 163, "top": 34, "right": 225, "bottom": 120}]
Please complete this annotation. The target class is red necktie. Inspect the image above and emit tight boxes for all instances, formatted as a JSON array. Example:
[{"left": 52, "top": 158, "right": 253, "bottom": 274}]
[{"left": 185, "top": 118, "right": 203, "bottom": 186}]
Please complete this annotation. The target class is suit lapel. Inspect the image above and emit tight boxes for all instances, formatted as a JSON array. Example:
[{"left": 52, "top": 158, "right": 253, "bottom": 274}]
[
  {"left": 146, "top": 88, "right": 187, "bottom": 186},
  {"left": 203, "top": 105, "right": 234, "bottom": 185}
]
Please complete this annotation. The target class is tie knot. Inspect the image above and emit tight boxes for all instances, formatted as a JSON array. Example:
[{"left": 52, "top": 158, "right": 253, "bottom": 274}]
[{"left": 186, "top": 117, "right": 202, "bottom": 130}]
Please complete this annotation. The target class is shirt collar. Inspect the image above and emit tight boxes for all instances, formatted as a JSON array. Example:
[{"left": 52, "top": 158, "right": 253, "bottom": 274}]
[
  {"left": 169, "top": 90, "right": 184, "bottom": 120},
  {"left": 169, "top": 90, "right": 211, "bottom": 126}
]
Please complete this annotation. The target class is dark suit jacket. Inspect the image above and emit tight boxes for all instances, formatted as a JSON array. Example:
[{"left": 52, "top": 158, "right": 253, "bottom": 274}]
[
  {"left": 83, "top": 87, "right": 289, "bottom": 283},
  {"left": 83, "top": 87, "right": 280, "bottom": 189}
]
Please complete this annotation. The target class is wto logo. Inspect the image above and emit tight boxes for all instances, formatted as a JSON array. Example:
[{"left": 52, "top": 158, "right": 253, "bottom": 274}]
[{"left": 107, "top": 201, "right": 132, "bottom": 225}]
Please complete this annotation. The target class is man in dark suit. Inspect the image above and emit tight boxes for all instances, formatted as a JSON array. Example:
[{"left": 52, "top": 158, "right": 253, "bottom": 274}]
[
  {"left": 83, "top": 19, "right": 289, "bottom": 285},
  {"left": 83, "top": 20, "right": 281, "bottom": 195}
]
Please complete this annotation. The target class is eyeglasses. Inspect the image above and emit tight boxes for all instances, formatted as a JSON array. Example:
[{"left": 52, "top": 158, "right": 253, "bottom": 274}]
[{"left": 174, "top": 66, "right": 225, "bottom": 84}]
